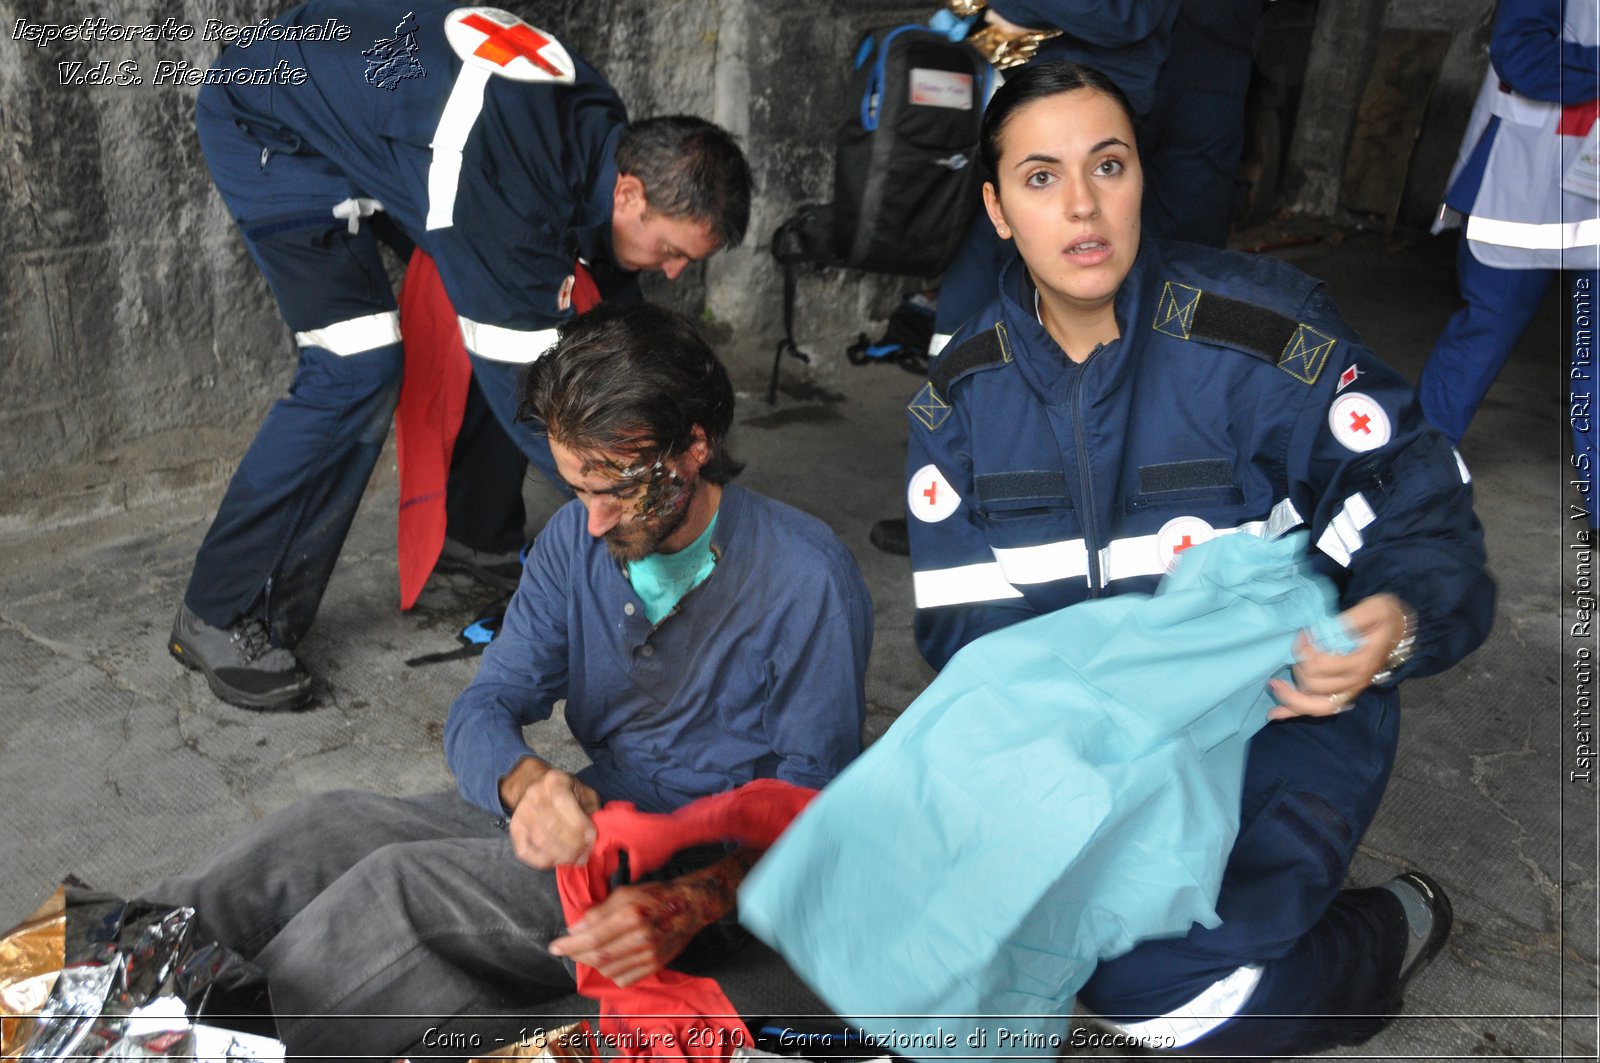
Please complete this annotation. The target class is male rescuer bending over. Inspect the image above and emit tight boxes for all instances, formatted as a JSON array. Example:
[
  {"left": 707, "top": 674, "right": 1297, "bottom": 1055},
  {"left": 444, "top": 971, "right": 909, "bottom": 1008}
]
[{"left": 170, "top": 0, "right": 753, "bottom": 711}]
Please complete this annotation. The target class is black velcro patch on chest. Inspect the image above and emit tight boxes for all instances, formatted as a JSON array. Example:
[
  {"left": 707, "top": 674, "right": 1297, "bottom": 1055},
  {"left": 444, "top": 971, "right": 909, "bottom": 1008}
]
[
  {"left": 1138, "top": 459, "right": 1233, "bottom": 493},
  {"left": 975, "top": 470, "right": 1068, "bottom": 502}
]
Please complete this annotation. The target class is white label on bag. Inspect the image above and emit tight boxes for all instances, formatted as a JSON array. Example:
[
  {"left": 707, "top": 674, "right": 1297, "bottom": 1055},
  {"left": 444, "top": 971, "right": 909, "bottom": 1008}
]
[{"left": 909, "top": 68, "right": 973, "bottom": 109}]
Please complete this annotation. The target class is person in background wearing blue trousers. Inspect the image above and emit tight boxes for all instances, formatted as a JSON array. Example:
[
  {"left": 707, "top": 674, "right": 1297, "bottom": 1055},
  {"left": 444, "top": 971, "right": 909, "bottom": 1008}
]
[{"left": 1420, "top": 0, "right": 1600, "bottom": 526}]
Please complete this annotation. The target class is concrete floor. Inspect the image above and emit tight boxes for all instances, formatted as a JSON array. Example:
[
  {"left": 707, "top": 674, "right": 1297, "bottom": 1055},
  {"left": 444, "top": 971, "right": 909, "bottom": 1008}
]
[{"left": 1, "top": 230, "right": 1596, "bottom": 1060}]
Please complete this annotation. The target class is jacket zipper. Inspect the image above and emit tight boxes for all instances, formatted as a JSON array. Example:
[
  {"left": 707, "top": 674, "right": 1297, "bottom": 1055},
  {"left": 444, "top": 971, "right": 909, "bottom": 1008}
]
[{"left": 1070, "top": 362, "right": 1103, "bottom": 595}]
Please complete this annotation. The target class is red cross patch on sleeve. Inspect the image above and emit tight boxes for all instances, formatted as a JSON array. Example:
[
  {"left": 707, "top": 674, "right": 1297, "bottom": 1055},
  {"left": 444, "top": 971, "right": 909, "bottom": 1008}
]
[
  {"left": 908, "top": 464, "right": 961, "bottom": 523},
  {"left": 445, "top": 8, "right": 575, "bottom": 84},
  {"left": 1328, "top": 392, "right": 1391, "bottom": 452}
]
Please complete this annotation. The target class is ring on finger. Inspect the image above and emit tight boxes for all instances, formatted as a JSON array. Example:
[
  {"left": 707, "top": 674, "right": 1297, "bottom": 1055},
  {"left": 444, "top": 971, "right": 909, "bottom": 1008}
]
[{"left": 1327, "top": 690, "right": 1352, "bottom": 712}]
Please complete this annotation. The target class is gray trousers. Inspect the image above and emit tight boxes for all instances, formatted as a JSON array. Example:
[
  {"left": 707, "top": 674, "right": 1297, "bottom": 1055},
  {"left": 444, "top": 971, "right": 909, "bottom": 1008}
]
[{"left": 149, "top": 790, "right": 582, "bottom": 1059}]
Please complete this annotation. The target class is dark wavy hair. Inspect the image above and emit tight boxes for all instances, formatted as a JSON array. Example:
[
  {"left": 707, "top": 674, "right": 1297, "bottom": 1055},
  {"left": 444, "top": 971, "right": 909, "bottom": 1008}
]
[
  {"left": 979, "top": 61, "right": 1138, "bottom": 182},
  {"left": 519, "top": 302, "right": 743, "bottom": 484},
  {"left": 617, "top": 116, "right": 753, "bottom": 249}
]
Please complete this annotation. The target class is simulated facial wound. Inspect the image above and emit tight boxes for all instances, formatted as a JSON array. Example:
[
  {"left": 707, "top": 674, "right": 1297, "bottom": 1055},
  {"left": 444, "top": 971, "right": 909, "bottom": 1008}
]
[
  {"left": 598, "top": 454, "right": 696, "bottom": 562},
  {"left": 552, "top": 440, "right": 699, "bottom": 561}
]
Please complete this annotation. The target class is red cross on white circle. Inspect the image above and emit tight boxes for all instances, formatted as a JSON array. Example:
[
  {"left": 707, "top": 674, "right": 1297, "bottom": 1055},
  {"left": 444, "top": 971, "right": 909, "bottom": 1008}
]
[
  {"left": 461, "top": 12, "right": 563, "bottom": 74},
  {"left": 908, "top": 464, "right": 960, "bottom": 523},
  {"left": 1155, "top": 516, "right": 1215, "bottom": 573},
  {"left": 445, "top": 8, "right": 575, "bottom": 83},
  {"left": 1328, "top": 392, "right": 1390, "bottom": 453}
]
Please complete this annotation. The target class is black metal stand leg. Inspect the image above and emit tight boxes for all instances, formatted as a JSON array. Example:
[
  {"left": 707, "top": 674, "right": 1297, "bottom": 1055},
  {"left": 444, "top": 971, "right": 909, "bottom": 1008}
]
[{"left": 767, "top": 265, "right": 811, "bottom": 406}]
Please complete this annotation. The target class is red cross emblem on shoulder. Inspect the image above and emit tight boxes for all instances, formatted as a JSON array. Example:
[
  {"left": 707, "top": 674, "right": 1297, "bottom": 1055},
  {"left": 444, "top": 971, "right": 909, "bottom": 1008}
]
[{"left": 445, "top": 8, "right": 576, "bottom": 84}]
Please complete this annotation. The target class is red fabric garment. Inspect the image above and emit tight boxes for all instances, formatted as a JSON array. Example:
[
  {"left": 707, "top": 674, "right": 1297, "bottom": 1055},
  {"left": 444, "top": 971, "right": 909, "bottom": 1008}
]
[
  {"left": 395, "top": 250, "right": 472, "bottom": 610},
  {"left": 393, "top": 254, "right": 599, "bottom": 609},
  {"left": 554, "top": 779, "right": 818, "bottom": 1062},
  {"left": 568, "top": 260, "right": 601, "bottom": 315},
  {"left": 1559, "top": 97, "right": 1600, "bottom": 137}
]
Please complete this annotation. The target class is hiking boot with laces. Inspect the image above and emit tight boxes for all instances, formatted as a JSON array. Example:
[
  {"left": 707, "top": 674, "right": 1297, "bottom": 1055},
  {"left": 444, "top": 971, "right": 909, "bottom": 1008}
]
[{"left": 169, "top": 604, "right": 313, "bottom": 711}]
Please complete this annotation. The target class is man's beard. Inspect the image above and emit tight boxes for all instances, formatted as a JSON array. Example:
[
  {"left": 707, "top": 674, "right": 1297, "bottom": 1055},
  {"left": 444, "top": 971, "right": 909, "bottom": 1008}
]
[{"left": 603, "top": 476, "right": 696, "bottom": 562}]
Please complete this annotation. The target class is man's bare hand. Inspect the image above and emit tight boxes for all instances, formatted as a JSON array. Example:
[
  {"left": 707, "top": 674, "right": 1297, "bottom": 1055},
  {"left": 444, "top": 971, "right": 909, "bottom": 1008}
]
[
  {"left": 547, "top": 881, "right": 702, "bottom": 986},
  {"left": 547, "top": 846, "right": 761, "bottom": 986},
  {"left": 499, "top": 758, "right": 601, "bottom": 868},
  {"left": 1268, "top": 593, "right": 1410, "bottom": 721}
]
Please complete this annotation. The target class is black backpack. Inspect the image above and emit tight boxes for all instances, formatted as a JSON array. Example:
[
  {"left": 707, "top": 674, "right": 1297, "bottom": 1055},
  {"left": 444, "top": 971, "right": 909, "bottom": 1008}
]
[
  {"left": 768, "top": 24, "right": 991, "bottom": 399},
  {"left": 832, "top": 24, "right": 992, "bottom": 272}
]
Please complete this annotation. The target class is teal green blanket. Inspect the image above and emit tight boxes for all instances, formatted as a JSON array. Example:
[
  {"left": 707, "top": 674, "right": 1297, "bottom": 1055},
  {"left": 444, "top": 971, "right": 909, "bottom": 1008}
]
[{"left": 739, "top": 532, "right": 1353, "bottom": 1059}]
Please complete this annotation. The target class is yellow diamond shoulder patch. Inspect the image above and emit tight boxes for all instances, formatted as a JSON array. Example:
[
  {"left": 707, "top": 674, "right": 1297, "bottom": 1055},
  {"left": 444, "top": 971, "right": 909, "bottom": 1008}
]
[
  {"left": 1278, "top": 323, "right": 1336, "bottom": 385},
  {"left": 908, "top": 381, "right": 952, "bottom": 431}
]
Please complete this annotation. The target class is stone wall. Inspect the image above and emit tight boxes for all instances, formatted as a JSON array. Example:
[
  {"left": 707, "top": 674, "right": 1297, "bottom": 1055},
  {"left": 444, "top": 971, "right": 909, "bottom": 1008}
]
[
  {"left": 1284, "top": 0, "right": 1494, "bottom": 226},
  {"left": 1387, "top": 0, "right": 1496, "bottom": 227},
  {"left": 1, "top": 0, "right": 289, "bottom": 482},
  {"left": 0, "top": 0, "right": 1494, "bottom": 485},
  {"left": 0, "top": 0, "right": 927, "bottom": 485}
]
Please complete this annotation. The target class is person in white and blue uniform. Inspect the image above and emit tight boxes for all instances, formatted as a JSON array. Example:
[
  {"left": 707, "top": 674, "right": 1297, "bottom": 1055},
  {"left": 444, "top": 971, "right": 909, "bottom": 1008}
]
[
  {"left": 1420, "top": 0, "right": 1599, "bottom": 525},
  {"left": 874, "top": 0, "right": 1266, "bottom": 556},
  {"left": 170, "top": 0, "right": 752, "bottom": 710}
]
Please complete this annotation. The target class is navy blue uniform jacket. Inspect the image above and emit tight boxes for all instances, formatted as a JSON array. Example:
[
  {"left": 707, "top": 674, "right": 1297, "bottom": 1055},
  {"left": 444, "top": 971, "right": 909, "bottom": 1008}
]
[
  {"left": 906, "top": 238, "right": 1494, "bottom": 677},
  {"left": 208, "top": 0, "right": 637, "bottom": 344}
]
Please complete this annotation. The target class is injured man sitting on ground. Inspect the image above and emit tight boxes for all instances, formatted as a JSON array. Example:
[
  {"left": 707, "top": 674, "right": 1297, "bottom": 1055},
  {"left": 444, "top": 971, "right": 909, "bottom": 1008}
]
[{"left": 132, "top": 303, "right": 874, "bottom": 1059}]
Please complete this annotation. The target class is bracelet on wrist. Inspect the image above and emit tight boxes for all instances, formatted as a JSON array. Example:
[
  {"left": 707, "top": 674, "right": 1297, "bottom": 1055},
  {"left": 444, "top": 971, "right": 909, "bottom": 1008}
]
[{"left": 1370, "top": 607, "right": 1418, "bottom": 687}]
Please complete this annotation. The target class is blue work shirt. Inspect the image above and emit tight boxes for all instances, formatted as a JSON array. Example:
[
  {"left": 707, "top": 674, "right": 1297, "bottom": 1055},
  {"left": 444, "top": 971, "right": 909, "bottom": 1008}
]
[{"left": 445, "top": 484, "right": 874, "bottom": 815}]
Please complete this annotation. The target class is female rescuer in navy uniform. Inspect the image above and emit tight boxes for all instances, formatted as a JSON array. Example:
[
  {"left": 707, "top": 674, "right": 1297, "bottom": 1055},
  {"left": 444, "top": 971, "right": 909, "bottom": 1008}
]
[{"left": 902, "top": 62, "right": 1494, "bottom": 1057}]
